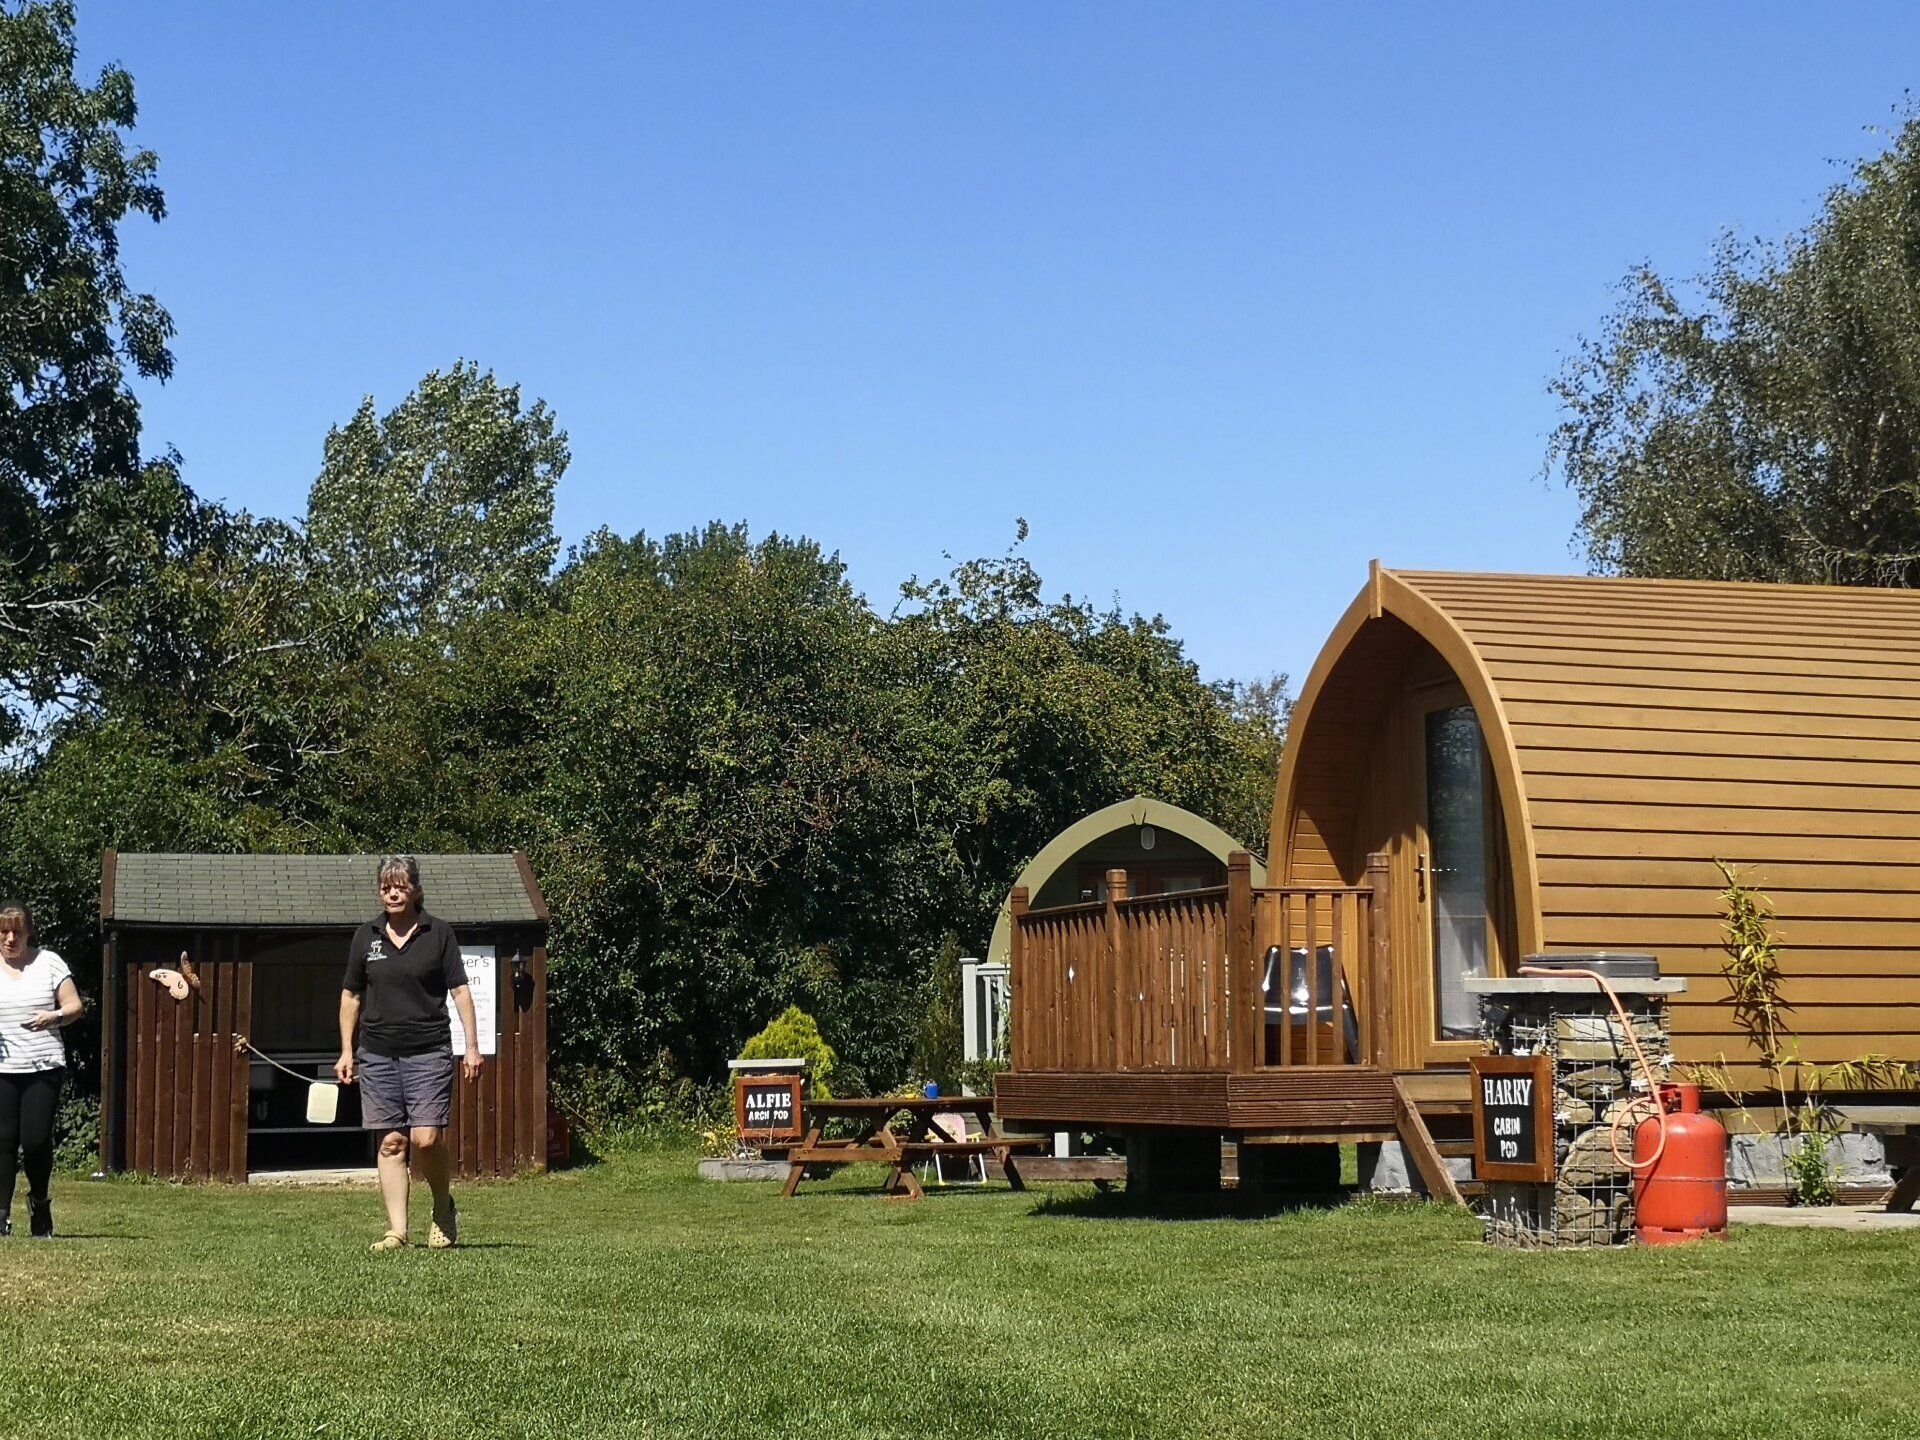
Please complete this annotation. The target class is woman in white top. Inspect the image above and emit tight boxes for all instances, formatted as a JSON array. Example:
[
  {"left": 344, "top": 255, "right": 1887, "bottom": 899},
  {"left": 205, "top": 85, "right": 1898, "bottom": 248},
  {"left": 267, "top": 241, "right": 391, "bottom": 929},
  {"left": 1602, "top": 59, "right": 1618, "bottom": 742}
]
[{"left": 0, "top": 903, "right": 81, "bottom": 1238}]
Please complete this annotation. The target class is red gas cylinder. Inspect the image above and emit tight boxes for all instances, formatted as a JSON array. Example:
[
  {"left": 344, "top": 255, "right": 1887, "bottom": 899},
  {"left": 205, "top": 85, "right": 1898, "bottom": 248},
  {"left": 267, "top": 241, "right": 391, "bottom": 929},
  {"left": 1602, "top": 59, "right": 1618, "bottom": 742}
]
[{"left": 1633, "top": 1082, "right": 1728, "bottom": 1244}]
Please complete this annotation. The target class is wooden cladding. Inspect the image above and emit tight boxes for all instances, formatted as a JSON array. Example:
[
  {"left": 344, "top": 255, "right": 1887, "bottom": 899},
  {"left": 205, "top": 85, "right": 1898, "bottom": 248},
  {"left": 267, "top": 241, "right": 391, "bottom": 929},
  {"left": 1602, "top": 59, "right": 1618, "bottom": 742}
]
[
  {"left": 1010, "top": 854, "right": 1383, "bottom": 1075},
  {"left": 126, "top": 940, "right": 251, "bottom": 1183},
  {"left": 444, "top": 941, "right": 549, "bottom": 1179}
]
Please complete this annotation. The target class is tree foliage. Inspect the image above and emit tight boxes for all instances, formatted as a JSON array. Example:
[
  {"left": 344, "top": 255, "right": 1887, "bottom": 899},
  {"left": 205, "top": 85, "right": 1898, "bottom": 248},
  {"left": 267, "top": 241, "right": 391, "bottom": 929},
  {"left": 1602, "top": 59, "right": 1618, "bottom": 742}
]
[
  {"left": 1550, "top": 112, "right": 1920, "bottom": 584},
  {"left": 0, "top": 15, "right": 1288, "bottom": 1109},
  {"left": 534, "top": 522, "right": 924, "bottom": 1088},
  {"left": 0, "top": 0, "right": 191, "bottom": 719},
  {"left": 307, "top": 362, "right": 567, "bottom": 632}
]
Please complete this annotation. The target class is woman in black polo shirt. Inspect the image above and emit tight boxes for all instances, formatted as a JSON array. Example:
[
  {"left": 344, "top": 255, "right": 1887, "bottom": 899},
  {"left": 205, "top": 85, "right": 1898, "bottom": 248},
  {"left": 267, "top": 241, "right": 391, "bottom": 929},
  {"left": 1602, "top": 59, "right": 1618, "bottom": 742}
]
[{"left": 335, "top": 855, "right": 483, "bottom": 1251}]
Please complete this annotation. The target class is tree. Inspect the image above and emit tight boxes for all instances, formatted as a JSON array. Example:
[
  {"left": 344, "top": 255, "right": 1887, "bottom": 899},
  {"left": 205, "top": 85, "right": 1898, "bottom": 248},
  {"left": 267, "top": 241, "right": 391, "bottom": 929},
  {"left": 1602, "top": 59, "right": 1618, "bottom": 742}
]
[
  {"left": 307, "top": 362, "right": 568, "bottom": 632},
  {"left": 1549, "top": 111, "right": 1920, "bottom": 585},
  {"left": 887, "top": 525, "right": 1286, "bottom": 937},
  {"left": 0, "top": 0, "right": 192, "bottom": 720},
  {"left": 533, "top": 523, "right": 924, "bottom": 1087}
]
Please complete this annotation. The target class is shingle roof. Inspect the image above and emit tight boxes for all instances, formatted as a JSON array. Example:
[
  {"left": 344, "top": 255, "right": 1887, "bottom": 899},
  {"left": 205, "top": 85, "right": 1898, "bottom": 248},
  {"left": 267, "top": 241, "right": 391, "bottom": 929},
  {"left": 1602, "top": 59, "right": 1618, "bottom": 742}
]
[{"left": 104, "top": 853, "right": 544, "bottom": 928}]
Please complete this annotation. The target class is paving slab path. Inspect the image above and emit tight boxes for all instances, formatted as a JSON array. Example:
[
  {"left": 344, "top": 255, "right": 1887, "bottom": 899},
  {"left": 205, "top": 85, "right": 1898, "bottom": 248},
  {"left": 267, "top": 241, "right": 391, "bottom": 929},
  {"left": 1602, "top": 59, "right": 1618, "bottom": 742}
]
[{"left": 1730, "top": 1204, "right": 1920, "bottom": 1232}]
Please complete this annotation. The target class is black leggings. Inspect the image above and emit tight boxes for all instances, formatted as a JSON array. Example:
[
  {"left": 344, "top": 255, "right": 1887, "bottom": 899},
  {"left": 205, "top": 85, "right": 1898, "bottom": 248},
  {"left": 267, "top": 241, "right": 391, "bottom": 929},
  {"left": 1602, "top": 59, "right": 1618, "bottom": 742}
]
[{"left": 0, "top": 1068, "right": 62, "bottom": 1212}]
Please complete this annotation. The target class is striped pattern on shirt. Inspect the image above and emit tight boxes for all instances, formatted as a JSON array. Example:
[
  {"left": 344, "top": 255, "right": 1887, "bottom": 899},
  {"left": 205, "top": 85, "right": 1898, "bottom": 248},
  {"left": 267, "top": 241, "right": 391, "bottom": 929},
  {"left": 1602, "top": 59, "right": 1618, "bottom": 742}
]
[{"left": 0, "top": 949, "right": 70, "bottom": 1073}]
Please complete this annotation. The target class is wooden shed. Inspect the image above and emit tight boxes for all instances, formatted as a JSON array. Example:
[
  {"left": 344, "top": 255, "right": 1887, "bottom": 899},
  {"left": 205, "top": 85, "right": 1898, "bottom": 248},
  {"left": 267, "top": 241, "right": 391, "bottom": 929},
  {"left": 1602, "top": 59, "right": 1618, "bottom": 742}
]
[
  {"left": 996, "top": 565, "right": 1920, "bottom": 1183},
  {"left": 100, "top": 851, "right": 549, "bottom": 1182}
]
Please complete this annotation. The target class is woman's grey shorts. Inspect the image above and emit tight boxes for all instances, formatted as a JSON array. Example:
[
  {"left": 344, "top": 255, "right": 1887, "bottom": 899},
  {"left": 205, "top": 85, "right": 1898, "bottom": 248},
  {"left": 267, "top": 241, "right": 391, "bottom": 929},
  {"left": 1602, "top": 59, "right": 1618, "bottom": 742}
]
[{"left": 356, "top": 1048, "right": 455, "bottom": 1130}]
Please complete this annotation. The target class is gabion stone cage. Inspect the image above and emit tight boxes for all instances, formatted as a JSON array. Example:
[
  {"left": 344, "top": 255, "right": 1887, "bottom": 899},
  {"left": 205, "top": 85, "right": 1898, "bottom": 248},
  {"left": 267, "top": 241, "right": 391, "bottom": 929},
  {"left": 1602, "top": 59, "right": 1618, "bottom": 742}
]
[{"left": 1469, "top": 977, "right": 1682, "bottom": 1248}]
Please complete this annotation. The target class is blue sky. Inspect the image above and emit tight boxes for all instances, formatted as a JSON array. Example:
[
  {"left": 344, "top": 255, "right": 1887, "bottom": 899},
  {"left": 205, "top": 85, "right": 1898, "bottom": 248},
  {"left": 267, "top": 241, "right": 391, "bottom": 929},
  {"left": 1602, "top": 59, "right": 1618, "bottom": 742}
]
[{"left": 81, "top": 2, "right": 1920, "bottom": 687}]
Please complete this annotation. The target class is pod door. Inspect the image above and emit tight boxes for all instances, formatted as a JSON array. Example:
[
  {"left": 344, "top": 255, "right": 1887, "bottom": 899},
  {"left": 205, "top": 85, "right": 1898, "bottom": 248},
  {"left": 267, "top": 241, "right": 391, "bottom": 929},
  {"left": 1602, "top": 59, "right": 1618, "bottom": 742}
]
[{"left": 1408, "top": 681, "right": 1513, "bottom": 1064}]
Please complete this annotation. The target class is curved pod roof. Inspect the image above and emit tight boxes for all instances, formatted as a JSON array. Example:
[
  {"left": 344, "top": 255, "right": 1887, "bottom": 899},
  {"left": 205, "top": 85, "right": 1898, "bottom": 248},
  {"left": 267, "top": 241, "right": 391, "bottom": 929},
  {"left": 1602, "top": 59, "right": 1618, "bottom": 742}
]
[
  {"left": 1274, "top": 566, "right": 1920, "bottom": 1066},
  {"left": 987, "top": 796, "right": 1266, "bottom": 967}
]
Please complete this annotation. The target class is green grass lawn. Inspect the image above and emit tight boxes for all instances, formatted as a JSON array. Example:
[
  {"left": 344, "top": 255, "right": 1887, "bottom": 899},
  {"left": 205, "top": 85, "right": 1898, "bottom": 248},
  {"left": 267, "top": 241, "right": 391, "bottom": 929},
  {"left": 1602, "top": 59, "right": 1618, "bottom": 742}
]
[{"left": 1, "top": 1148, "right": 1916, "bottom": 1440}]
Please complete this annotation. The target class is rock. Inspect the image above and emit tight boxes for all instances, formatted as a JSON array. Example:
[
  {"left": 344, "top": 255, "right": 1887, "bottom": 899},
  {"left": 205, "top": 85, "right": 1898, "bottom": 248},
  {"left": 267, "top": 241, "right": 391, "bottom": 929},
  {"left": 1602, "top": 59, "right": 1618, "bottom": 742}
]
[
  {"left": 1556, "top": 1039, "right": 1628, "bottom": 1062},
  {"left": 1554, "top": 1190, "right": 1607, "bottom": 1240},
  {"left": 1562, "top": 1065, "right": 1626, "bottom": 1101},
  {"left": 1602, "top": 1096, "right": 1654, "bottom": 1126},
  {"left": 1556, "top": 1097, "right": 1597, "bottom": 1126},
  {"left": 697, "top": 1157, "right": 790, "bottom": 1182},
  {"left": 1554, "top": 1013, "right": 1663, "bottom": 1041},
  {"left": 1560, "top": 1127, "right": 1630, "bottom": 1185}
]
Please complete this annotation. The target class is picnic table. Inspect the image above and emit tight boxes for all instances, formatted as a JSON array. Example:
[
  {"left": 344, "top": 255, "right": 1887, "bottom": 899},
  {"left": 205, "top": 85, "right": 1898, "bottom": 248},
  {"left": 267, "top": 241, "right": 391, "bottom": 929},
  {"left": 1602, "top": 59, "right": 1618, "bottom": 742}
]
[{"left": 779, "top": 1095, "right": 1045, "bottom": 1200}]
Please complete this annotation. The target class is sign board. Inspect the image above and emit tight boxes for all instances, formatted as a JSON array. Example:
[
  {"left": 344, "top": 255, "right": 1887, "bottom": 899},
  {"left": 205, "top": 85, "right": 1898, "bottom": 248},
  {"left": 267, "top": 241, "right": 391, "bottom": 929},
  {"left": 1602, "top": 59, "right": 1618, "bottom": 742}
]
[
  {"left": 735, "top": 1074, "right": 805, "bottom": 1146},
  {"left": 448, "top": 945, "right": 498, "bottom": 1057},
  {"left": 1469, "top": 1054, "right": 1555, "bottom": 1183}
]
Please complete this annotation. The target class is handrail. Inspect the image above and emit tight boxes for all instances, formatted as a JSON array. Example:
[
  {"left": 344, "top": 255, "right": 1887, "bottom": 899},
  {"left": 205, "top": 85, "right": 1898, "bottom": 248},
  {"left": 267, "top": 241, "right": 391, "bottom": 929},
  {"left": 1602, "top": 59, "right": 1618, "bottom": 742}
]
[
  {"left": 1018, "top": 900, "right": 1106, "bottom": 921},
  {"left": 1112, "top": 885, "right": 1229, "bottom": 907},
  {"left": 1009, "top": 858, "right": 1381, "bottom": 1074},
  {"left": 1020, "top": 883, "right": 1371, "bottom": 921}
]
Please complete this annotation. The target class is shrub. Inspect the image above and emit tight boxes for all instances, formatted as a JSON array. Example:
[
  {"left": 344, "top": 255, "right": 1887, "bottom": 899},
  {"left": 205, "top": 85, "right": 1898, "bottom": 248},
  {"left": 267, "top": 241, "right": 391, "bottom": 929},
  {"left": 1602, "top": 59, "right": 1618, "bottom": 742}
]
[
  {"left": 739, "top": 1005, "right": 837, "bottom": 1098},
  {"left": 53, "top": 1094, "right": 99, "bottom": 1174},
  {"left": 1785, "top": 1130, "right": 1837, "bottom": 1207},
  {"left": 551, "top": 1060, "right": 728, "bottom": 1151},
  {"left": 911, "top": 935, "right": 965, "bottom": 1095}
]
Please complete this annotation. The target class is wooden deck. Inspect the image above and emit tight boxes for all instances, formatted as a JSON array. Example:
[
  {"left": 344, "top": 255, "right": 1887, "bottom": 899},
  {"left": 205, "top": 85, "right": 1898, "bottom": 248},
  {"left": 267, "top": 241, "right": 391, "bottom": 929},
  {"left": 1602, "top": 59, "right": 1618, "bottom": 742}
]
[
  {"left": 996, "top": 1066, "right": 1397, "bottom": 1132},
  {"left": 996, "top": 851, "right": 1466, "bottom": 1202}
]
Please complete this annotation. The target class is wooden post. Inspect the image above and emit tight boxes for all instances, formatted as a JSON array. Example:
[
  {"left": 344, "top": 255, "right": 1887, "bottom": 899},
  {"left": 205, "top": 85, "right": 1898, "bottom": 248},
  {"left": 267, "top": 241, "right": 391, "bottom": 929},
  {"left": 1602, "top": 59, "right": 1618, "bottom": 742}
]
[
  {"left": 99, "top": 929, "right": 120, "bottom": 1174},
  {"left": 1009, "top": 886, "right": 1029, "bottom": 1071},
  {"left": 1366, "top": 851, "right": 1394, "bottom": 1071},
  {"left": 1226, "top": 853, "right": 1255, "bottom": 1073},
  {"left": 1394, "top": 1076, "right": 1465, "bottom": 1206},
  {"left": 1103, "top": 870, "right": 1127, "bottom": 1073}
]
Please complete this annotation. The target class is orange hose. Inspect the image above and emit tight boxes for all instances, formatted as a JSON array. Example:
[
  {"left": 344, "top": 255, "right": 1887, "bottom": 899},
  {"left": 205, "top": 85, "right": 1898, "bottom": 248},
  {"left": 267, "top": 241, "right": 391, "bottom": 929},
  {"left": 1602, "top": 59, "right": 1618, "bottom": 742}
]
[{"left": 1516, "top": 966, "right": 1669, "bottom": 1173}]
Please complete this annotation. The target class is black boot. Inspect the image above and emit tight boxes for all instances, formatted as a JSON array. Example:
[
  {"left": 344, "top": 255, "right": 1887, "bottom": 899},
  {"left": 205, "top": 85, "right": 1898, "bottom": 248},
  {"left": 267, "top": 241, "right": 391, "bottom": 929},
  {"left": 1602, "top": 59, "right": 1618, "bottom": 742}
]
[
  {"left": 27, "top": 1197, "right": 51, "bottom": 1239},
  {"left": 0, "top": 1210, "right": 10, "bottom": 1237}
]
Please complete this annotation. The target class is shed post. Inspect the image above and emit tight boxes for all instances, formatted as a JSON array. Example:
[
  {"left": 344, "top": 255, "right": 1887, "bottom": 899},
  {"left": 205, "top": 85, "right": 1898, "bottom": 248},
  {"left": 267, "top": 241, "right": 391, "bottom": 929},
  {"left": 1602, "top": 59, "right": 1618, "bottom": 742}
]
[
  {"left": 99, "top": 850, "right": 120, "bottom": 1173},
  {"left": 100, "top": 929, "right": 120, "bottom": 1172},
  {"left": 1008, "top": 886, "right": 1029, "bottom": 1071},
  {"left": 1226, "top": 852, "right": 1256, "bottom": 1073},
  {"left": 1366, "top": 851, "right": 1394, "bottom": 1069}
]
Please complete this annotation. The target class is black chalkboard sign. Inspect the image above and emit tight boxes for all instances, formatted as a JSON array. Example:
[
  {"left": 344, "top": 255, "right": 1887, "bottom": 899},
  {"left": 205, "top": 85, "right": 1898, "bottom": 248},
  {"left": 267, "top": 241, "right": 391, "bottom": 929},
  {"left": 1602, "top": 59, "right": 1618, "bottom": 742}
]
[
  {"left": 1469, "top": 1055, "right": 1555, "bottom": 1183},
  {"left": 735, "top": 1075, "right": 805, "bottom": 1145}
]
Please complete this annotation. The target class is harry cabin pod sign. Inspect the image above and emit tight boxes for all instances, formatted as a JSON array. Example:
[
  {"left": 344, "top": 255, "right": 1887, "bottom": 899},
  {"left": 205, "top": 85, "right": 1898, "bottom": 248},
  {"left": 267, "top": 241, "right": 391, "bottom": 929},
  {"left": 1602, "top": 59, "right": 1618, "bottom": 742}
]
[{"left": 1470, "top": 1055, "right": 1555, "bottom": 1183}]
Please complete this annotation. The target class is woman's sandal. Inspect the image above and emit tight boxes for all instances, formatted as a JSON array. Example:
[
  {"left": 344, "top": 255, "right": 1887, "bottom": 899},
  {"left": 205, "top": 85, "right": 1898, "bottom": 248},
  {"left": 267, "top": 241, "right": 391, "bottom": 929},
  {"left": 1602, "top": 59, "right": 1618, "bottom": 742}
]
[
  {"left": 369, "top": 1231, "right": 409, "bottom": 1253},
  {"left": 427, "top": 1201, "right": 458, "bottom": 1250}
]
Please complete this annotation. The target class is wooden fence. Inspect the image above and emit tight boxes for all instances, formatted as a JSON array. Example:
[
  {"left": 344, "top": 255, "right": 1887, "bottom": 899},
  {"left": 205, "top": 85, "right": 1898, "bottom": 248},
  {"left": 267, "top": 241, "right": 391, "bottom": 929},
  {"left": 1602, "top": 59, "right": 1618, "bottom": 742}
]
[{"left": 1010, "top": 851, "right": 1390, "bottom": 1074}]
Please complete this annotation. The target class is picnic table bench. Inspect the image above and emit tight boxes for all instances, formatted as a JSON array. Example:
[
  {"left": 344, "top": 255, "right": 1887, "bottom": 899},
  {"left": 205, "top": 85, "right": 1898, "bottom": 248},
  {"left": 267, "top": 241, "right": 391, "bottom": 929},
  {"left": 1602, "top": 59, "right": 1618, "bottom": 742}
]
[{"left": 779, "top": 1095, "right": 1046, "bottom": 1200}]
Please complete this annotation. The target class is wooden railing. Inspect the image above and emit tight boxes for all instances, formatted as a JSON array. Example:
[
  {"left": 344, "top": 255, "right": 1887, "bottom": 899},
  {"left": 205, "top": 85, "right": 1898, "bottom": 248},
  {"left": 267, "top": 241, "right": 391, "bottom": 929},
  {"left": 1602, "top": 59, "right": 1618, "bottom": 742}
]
[{"left": 1010, "top": 851, "right": 1392, "bottom": 1074}]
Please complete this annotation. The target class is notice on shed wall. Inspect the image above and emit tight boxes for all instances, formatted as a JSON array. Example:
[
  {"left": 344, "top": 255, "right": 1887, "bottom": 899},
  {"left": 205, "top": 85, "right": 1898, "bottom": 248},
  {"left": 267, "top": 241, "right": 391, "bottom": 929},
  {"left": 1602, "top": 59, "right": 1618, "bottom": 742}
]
[{"left": 448, "top": 945, "right": 498, "bottom": 1057}]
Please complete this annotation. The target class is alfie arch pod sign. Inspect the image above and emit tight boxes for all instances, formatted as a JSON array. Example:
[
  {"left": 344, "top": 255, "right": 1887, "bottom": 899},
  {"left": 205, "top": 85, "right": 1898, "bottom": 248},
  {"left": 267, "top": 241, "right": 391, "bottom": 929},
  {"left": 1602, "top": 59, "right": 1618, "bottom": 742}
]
[
  {"left": 1470, "top": 1054, "right": 1555, "bottom": 1183},
  {"left": 734, "top": 1074, "right": 806, "bottom": 1146}
]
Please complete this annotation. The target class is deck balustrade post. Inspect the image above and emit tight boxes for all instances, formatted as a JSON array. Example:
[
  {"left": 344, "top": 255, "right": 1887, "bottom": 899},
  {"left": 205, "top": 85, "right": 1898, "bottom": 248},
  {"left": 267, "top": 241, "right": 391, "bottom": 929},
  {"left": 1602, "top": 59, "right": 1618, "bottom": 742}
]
[
  {"left": 1009, "top": 886, "right": 1029, "bottom": 1070},
  {"left": 1227, "top": 853, "right": 1255, "bottom": 1073},
  {"left": 1366, "top": 852, "right": 1394, "bottom": 1069},
  {"left": 1104, "top": 870, "right": 1127, "bottom": 1072}
]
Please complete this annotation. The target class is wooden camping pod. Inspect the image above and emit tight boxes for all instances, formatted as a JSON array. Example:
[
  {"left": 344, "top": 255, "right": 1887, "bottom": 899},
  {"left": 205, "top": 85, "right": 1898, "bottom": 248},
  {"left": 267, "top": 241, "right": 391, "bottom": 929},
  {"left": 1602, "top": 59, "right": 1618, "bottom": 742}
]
[
  {"left": 1273, "top": 565, "right": 1920, "bottom": 1088},
  {"left": 996, "top": 565, "right": 1920, "bottom": 1182}
]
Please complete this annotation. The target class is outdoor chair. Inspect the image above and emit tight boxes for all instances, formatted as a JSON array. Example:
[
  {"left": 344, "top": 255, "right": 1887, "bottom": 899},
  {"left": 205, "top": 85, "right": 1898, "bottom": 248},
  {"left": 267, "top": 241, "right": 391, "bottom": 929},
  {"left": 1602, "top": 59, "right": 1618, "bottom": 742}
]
[
  {"left": 919, "top": 1110, "right": 988, "bottom": 1186},
  {"left": 1260, "top": 945, "right": 1362, "bottom": 1063}
]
